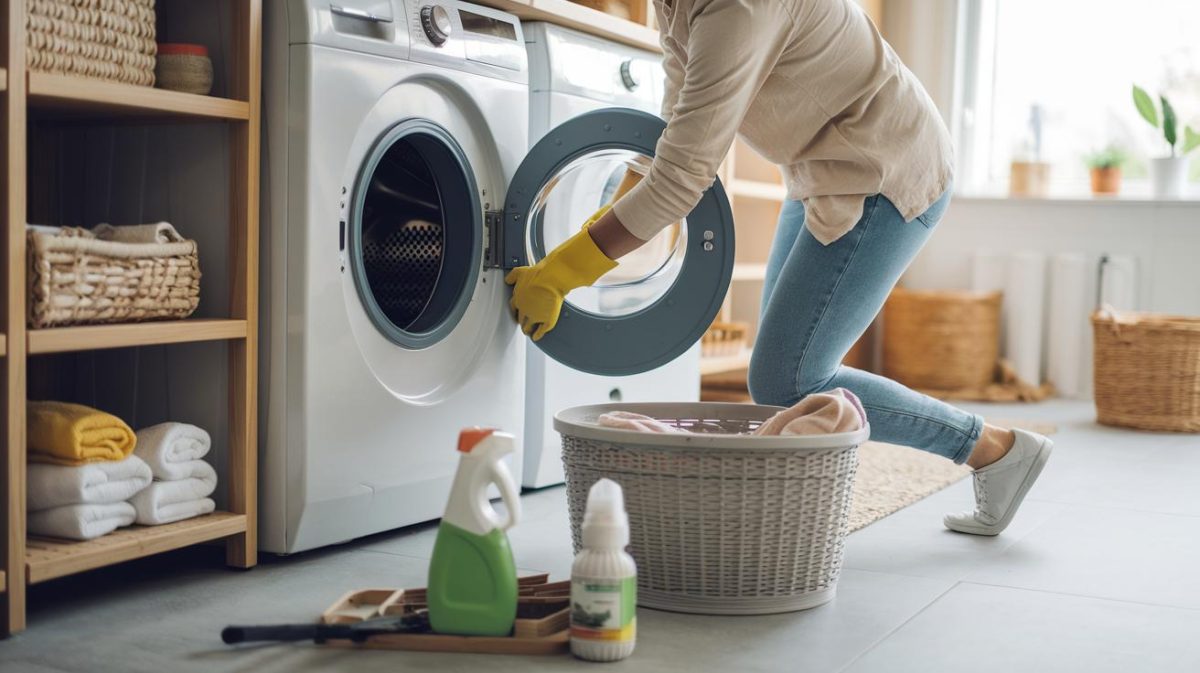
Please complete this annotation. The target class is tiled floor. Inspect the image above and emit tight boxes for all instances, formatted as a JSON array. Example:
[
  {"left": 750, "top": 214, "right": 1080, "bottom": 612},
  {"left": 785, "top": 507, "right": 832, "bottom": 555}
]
[{"left": 3, "top": 400, "right": 1199, "bottom": 672}]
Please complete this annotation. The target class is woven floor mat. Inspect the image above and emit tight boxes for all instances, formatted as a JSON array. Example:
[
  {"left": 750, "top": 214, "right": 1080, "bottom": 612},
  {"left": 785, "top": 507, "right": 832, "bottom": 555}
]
[{"left": 849, "top": 419, "right": 1057, "bottom": 532}]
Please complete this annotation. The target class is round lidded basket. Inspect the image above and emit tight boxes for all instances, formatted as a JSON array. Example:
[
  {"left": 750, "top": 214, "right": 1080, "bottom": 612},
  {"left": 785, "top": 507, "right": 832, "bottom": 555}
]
[
  {"left": 1092, "top": 310, "right": 1200, "bottom": 432},
  {"left": 155, "top": 43, "right": 213, "bottom": 95},
  {"left": 883, "top": 287, "right": 1002, "bottom": 390},
  {"left": 555, "top": 403, "right": 868, "bottom": 615}
]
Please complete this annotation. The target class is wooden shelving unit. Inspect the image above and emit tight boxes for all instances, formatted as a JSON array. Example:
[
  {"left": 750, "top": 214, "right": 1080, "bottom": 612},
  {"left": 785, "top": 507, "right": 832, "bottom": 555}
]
[
  {"left": 26, "top": 512, "right": 246, "bottom": 584},
  {"left": 1, "top": 0, "right": 261, "bottom": 635},
  {"left": 700, "top": 349, "right": 752, "bottom": 376},
  {"left": 28, "top": 319, "right": 248, "bottom": 355},
  {"left": 732, "top": 262, "right": 767, "bottom": 282},
  {"left": 28, "top": 73, "right": 250, "bottom": 120}
]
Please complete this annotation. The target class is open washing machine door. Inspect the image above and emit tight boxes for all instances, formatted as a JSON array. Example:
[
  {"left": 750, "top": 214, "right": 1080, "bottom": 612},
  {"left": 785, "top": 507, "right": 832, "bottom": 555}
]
[{"left": 501, "top": 107, "right": 735, "bottom": 376}]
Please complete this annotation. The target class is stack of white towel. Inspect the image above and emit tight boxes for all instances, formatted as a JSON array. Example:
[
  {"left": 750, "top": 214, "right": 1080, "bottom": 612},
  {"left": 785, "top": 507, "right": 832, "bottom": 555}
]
[
  {"left": 27, "top": 457, "right": 152, "bottom": 540},
  {"left": 130, "top": 423, "right": 218, "bottom": 525}
]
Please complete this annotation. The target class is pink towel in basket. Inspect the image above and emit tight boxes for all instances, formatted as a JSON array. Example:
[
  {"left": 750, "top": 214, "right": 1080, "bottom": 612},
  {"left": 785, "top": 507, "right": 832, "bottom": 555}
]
[
  {"left": 752, "top": 388, "right": 866, "bottom": 436},
  {"left": 595, "top": 388, "right": 866, "bottom": 436},
  {"left": 596, "top": 410, "right": 686, "bottom": 433}
]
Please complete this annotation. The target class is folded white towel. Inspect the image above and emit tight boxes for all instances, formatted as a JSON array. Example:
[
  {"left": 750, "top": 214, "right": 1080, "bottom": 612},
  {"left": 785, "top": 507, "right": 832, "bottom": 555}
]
[
  {"left": 133, "top": 422, "right": 212, "bottom": 481},
  {"left": 27, "top": 455, "right": 152, "bottom": 510},
  {"left": 131, "top": 496, "right": 216, "bottom": 526},
  {"left": 92, "top": 222, "right": 185, "bottom": 244},
  {"left": 129, "top": 460, "right": 218, "bottom": 525},
  {"left": 28, "top": 502, "right": 136, "bottom": 540}
]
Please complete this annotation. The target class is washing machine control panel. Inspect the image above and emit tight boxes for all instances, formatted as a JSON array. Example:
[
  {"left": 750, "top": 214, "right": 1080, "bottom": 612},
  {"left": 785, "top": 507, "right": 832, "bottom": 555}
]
[
  {"left": 420, "top": 4, "right": 452, "bottom": 45},
  {"left": 404, "top": 0, "right": 526, "bottom": 80}
]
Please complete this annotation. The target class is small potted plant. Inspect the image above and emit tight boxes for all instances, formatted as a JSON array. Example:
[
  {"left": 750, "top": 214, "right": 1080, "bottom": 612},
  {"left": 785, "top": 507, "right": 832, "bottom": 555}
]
[
  {"left": 1132, "top": 85, "right": 1200, "bottom": 198},
  {"left": 1084, "top": 146, "right": 1127, "bottom": 195}
]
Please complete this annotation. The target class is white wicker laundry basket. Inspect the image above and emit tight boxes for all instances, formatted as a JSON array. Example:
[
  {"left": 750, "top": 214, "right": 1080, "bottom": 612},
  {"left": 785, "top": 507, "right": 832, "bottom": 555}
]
[{"left": 555, "top": 402, "right": 868, "bottom": 615}]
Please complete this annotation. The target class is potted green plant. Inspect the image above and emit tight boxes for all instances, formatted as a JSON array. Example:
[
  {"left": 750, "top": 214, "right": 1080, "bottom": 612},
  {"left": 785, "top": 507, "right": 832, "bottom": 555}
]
[
  {"left": 1132, "top": 85, "right": 1200, "bottom": 198},
  {"left": 1084, "top": 146, "right": 1127, "bottom": 195}
]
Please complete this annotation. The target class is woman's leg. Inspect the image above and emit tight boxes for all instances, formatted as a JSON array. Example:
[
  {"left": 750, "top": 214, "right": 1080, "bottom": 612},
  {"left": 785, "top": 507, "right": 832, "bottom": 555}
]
[{"left": 748, "top": 192, "right": 995, "bottom": 464}]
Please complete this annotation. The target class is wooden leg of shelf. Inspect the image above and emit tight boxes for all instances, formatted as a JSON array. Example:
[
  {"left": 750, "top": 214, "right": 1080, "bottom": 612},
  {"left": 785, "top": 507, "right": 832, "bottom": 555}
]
[
  {"left": 225, "top": 0, "right": 261, "bottom": 571},
  {"left": 225, "top": 337, "right": 256, "bottom": 570},
  {"left": 2, "top": 0, "right": 28, "bottom": 637}
]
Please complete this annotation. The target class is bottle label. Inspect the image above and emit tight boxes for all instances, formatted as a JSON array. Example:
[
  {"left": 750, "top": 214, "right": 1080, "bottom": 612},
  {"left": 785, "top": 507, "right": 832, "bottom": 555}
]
[{"left": 570, "top": 576, "right": 636, "bottom": 642}]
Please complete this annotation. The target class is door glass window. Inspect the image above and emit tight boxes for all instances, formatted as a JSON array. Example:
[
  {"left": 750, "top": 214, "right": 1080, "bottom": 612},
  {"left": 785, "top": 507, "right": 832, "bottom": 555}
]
[
  {"left": 352, "top": 124, "right": 480, "bottom": 348},
  {"left": 526, "top": 149, "right": 686, "bottom": 317}
]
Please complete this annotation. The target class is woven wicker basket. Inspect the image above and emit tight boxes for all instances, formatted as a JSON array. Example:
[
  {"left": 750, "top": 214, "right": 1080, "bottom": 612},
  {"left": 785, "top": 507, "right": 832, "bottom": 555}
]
[
  {"left": 27, "top": 0, "right": 157, "bottom": 86},
  {"left": 556, "top": 402, "right": 868, "bottom": 615},
  {"left": 883, "top": 288, "right": 1002, "bottom": 390},
  {"left": 27, "top": 226, "right": 201, "bottom": 329},
  {"left": 1092, "top": 310, "right": 1200, "bottom": 432},
  {"left": 700, "top": 321, "right": 748, "bottom": 358}
]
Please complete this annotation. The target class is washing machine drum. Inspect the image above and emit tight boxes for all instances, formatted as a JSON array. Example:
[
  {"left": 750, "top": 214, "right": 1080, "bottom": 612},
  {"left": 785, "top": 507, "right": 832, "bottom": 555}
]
[{"left": 350, "top": 122, "right": 481, "bottom": 349}]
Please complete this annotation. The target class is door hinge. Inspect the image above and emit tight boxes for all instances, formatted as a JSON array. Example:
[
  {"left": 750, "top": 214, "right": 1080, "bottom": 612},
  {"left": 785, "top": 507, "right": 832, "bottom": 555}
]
[{"left": 484, "top": 209, "right": 504, "bottom": 268}]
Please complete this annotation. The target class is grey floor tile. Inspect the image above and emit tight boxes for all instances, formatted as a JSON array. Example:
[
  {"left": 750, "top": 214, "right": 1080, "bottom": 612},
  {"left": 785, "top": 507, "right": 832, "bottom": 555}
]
[
  {"left": 1024, "top": 427, "right": 1200, "bottom": 516},
  {"left": 843, "top": 478, "right": 1064, "bottom": 581},
  {"left": 962, "top": 505, "right": 1200, "bottom": 609},
  {"left": 2, "top": 547, "right": 431, "bottom": 673},
  {"left": 843, "top": 583, "right": 1200, "bottom": 673},
  {"left": 164, "top": 568, "right": 955, "bottom": 673}
]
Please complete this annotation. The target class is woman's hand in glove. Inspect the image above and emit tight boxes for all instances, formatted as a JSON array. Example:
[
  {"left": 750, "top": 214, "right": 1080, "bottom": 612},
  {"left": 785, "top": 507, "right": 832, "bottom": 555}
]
[{"left": 505, "top": 206, "right": 618, "bottom": 341}]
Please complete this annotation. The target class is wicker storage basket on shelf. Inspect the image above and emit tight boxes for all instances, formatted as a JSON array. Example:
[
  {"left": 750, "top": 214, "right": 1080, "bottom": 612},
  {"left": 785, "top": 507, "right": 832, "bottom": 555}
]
[
  {"left": 883, "top": 288, "right": 1002, "bottom": 390},
  {"left": 27, "top": 225, "right": 201, "bottom": 329},
  {"left": 1092, "top": 310, "right": 1200, "bottom": 432},
  {"left": 27, "top": 0, "right": 157, "bottom": 86},
  {"left": 557, "top": 402, "right": 868, "bottom": 615}
]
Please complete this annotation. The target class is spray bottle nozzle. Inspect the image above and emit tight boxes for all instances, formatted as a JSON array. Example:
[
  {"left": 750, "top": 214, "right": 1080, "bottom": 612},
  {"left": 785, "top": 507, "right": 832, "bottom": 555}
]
[{"left": 457, "top": 427, "right": 496, "bottom": 453}]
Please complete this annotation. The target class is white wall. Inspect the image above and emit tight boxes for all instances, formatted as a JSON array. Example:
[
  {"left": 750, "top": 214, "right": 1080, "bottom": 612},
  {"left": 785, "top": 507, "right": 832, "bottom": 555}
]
[{"left": 907, "top": 198, "right": 1200, "bottom": 317}]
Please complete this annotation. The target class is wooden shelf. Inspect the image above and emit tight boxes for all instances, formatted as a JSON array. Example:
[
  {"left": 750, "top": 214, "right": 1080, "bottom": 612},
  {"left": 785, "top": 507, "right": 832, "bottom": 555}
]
[
  {"left": 480, "top": 0, "right": 660, "bottom": 51},
  {"left": 28, "top": 319, "right": 248, "bottom": 355},
  {"left": 700, "top": 349, "right": 752, "bottom": 376},
  {"left": 731, "top": 179, "right": 787, "bottom": 202},
  {"left": 26, "top": 512, "right": 247, "bottom": 584},
  {"left": 28, "top": 73, "right": 250, "bottom": 121},
  {"left": 0, "top": 67, "right": 7, "bottom": 92},
  {"left": 732, "top": 262, "right": 767, "bottom": 282},
  {"left": 0, "top": 333, "right": 6, "bottom": 357}
]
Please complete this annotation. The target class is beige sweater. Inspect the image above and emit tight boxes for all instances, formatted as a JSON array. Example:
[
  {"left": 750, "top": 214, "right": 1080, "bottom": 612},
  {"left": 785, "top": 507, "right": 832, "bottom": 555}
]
[{"left": 612, "top": 0, "right": 953, "bottom": 245}]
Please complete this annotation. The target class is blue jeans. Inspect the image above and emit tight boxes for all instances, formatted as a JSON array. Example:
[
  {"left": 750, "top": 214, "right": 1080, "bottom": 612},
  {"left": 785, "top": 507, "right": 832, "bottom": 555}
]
[{"left": 748, "top": 191, "right": 983, "bottom": 464}]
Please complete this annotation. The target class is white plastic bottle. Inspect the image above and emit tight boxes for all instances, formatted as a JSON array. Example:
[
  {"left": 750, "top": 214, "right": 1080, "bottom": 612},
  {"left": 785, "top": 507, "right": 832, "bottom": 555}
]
[{"left": 570, "top": 478, "right": 637, "bottom": 662}]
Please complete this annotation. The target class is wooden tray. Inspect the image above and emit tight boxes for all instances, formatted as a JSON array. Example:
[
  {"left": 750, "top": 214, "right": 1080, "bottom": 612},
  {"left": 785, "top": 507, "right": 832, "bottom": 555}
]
[{"left": 320, "top": 573, "right": 570, "bottom": 655}]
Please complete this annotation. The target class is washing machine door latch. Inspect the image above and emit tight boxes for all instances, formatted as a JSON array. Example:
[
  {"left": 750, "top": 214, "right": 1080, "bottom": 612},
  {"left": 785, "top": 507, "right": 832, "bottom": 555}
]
[{"left": 484, "top": 209, "right": 506, "bottom": 269}]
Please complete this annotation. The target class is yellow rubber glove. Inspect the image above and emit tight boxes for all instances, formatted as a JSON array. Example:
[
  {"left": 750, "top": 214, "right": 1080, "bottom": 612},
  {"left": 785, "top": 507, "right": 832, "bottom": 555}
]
[{"left": 505, "top": 206, "right": 618, "bottom": 341}]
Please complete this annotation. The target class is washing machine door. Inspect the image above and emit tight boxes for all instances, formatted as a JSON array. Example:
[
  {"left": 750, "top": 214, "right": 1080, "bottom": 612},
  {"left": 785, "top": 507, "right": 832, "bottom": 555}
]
[{"left": 502, "top": 107, "right": 735, "bottom": 376}]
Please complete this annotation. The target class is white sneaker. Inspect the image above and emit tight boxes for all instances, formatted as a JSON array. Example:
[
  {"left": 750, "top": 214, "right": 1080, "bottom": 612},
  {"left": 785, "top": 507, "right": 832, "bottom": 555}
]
[{"left": 944, "top": 428, "right": 1053, "bottom": 536}]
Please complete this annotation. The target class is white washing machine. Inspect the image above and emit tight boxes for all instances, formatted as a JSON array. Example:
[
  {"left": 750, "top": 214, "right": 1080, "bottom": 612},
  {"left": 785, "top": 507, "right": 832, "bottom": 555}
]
[
  {"left": 520, "top": 23, "right": 701, "bottom": 489},
  {"left": 262, "top": 0, "right": 735, "bottom": 553}
]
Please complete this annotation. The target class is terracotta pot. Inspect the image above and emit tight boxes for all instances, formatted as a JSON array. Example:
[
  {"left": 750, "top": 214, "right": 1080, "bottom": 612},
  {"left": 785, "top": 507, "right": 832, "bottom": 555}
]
[{"left": 1090, "top": 167, "right": 1121, "bottom": 195}]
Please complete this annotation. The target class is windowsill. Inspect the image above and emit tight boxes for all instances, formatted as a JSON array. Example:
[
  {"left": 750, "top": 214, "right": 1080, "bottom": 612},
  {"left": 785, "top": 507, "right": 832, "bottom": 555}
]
[{"left": 954, "top": 187, "right": 1200, "bottom": 206}]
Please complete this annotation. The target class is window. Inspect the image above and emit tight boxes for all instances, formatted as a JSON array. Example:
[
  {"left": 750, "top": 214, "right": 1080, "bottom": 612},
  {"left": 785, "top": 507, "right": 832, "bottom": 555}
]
[{"left": 954, "top": 0, "right": 1200, "bottom": 194}]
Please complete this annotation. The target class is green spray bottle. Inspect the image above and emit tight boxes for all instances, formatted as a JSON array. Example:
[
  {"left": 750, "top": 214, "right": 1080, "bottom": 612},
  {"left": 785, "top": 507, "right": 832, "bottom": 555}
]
[{"left": 427, "top": 428, "right": 521, "bottom": 636}]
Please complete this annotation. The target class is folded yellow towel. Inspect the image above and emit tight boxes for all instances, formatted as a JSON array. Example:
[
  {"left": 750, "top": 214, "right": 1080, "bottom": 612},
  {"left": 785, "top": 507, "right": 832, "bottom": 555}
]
[{"left": 27, "top": 401, "right": 137, "bottom": 466}]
